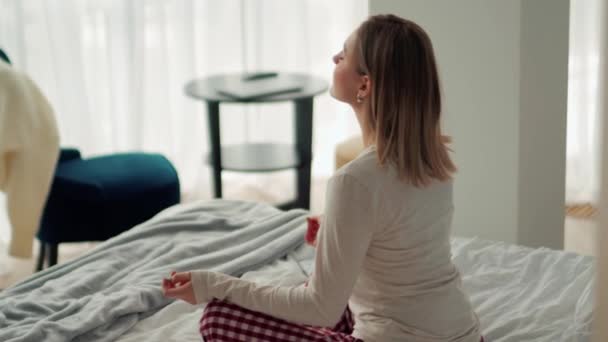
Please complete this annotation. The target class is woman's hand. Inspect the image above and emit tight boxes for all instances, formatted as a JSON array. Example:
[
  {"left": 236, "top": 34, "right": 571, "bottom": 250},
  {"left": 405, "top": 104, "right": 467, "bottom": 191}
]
[{"left": 161, "top": 271, "right": 197, "bottom": 305}]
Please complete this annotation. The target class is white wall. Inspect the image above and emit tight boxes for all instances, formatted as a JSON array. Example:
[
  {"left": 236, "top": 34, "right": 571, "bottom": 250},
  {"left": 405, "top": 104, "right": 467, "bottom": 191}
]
[{"left": 369, "top": 0, "right": 569, "bottom": 248}]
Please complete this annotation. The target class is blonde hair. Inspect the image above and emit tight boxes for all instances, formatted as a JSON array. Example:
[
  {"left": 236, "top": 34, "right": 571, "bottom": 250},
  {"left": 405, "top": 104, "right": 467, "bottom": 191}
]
[{"left": 356, "top": 14, "right": 456, "bottom": 187}]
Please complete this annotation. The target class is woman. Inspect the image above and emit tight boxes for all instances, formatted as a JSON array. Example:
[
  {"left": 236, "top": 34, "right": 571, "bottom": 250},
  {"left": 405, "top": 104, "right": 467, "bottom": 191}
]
[{"left": 162, "top": 14, "right": 482, "bottom": 342}]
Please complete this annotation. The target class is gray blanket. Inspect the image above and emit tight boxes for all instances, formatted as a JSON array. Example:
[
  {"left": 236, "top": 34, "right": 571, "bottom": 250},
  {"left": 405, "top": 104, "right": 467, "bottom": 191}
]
[{"left": 0, "top": 200, "right": 308, "bottom": 342}]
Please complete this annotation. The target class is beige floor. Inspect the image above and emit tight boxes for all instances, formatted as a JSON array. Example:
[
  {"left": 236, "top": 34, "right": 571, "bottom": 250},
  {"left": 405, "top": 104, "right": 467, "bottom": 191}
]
[{"left": 0, "top": 176, "right": 598, "bottom": 290}]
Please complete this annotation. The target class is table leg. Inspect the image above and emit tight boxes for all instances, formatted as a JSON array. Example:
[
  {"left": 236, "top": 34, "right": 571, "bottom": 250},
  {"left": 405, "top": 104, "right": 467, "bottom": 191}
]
[
  {"left": 295, "top": 98, "right": 313, "bottom": 210},
  {"left": 207, "top": 101, "right": 222, "bottom": 198}
]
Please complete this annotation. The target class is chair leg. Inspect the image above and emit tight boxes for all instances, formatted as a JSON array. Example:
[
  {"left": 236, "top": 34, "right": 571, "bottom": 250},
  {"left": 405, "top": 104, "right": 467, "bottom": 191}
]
[
  {"left": 47, "top": 244, "right": 58, "bottom": 267},
  {"left": 36, "top": 242, "right": 46, "bottom": 271}
]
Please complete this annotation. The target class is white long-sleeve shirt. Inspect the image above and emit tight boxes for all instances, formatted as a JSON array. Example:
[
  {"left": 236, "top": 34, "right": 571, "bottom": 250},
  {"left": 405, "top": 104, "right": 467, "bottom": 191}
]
[
  {"left": 192, "top": 145, "right": 481, "bottom": 341},
  {"left": 0, "top": 61, "right": 59, "bottom": 258}
]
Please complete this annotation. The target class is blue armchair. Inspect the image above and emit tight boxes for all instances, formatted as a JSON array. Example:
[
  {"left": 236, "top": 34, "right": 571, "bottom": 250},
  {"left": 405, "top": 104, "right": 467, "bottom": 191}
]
[{"left": 36, "top": 148, "right": 180, "bottom": 270}]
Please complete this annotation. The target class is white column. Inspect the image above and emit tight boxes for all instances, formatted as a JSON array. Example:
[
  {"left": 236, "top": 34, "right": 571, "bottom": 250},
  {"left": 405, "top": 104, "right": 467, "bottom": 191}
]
[
  {"left": 594, "top": 0, "right": 608, "bottom": 340},
  {"left": 517, "top": 0, "right": 568, "bottom": 249}
]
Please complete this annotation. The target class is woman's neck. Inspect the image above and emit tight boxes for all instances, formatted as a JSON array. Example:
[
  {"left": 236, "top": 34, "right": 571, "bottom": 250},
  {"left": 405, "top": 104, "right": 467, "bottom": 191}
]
[{"left": 354, "top": 106, "right": 374, "bottom": 147}]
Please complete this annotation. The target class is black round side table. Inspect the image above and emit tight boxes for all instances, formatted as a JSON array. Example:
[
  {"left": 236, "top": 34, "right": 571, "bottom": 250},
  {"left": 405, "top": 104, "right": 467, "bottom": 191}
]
[{"left": 184, "top": 72, "right": 328, "bottom": 210}]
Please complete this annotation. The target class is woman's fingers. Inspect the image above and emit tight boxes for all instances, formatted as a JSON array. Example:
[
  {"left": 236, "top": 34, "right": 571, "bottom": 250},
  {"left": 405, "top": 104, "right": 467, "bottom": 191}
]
[
  {"left": 163, "top": 283, "right": 181, "bottom": 297},
  {"left": 160, "top": 272, "right": 197, "bottom": 305},
  {"left": 162, "top": 272, "right": 194, "bottom": 302},
  {"left": 163, "top": 281, "right": 191, "bottom": 297},
  {"left": 171, "top": 272, "right": 191, "bottom": 284},
  {"left": 161, "top": 279, "right": 175, "bottom": 297}
]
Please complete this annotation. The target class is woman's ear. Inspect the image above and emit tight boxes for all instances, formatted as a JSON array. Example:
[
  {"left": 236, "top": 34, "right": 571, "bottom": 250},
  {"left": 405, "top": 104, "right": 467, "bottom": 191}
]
[{"left": 358, "top": 75, "right": 371, "bottom": 99}]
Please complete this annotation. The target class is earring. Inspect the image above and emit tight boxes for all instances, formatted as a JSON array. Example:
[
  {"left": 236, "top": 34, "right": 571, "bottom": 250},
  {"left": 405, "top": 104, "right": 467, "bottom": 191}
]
[{"left": 356, "top": 94, "right": 363, "bottom": 103}]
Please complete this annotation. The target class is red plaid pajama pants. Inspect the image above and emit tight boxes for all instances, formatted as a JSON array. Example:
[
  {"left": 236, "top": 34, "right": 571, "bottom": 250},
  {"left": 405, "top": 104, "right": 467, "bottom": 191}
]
[{"left": 199, "top": 299, "right": 363, "bottom": 341}]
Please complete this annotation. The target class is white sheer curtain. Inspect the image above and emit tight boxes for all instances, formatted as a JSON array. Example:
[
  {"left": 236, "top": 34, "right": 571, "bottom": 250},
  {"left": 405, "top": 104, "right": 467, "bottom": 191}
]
[
  {"left": 0, "top": 0, "right": 367, "bottom": 248},
  {"left": 567, "top": 0, "right": 603, "bottom": 205}
]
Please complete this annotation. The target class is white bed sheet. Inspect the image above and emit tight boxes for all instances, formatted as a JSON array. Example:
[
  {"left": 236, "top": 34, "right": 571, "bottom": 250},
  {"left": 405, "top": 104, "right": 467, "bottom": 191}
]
[
  {"left": 452, "top": 238, "right": 594, "bottom": 342},
  {"left": 117, "top": 238, "right": 594, "bottom": 342}
]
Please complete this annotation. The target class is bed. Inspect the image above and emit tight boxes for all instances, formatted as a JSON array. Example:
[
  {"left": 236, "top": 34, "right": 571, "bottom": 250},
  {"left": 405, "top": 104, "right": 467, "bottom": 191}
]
[{"left": 0, "top": 200, "right": 595, "bottom": 342}]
